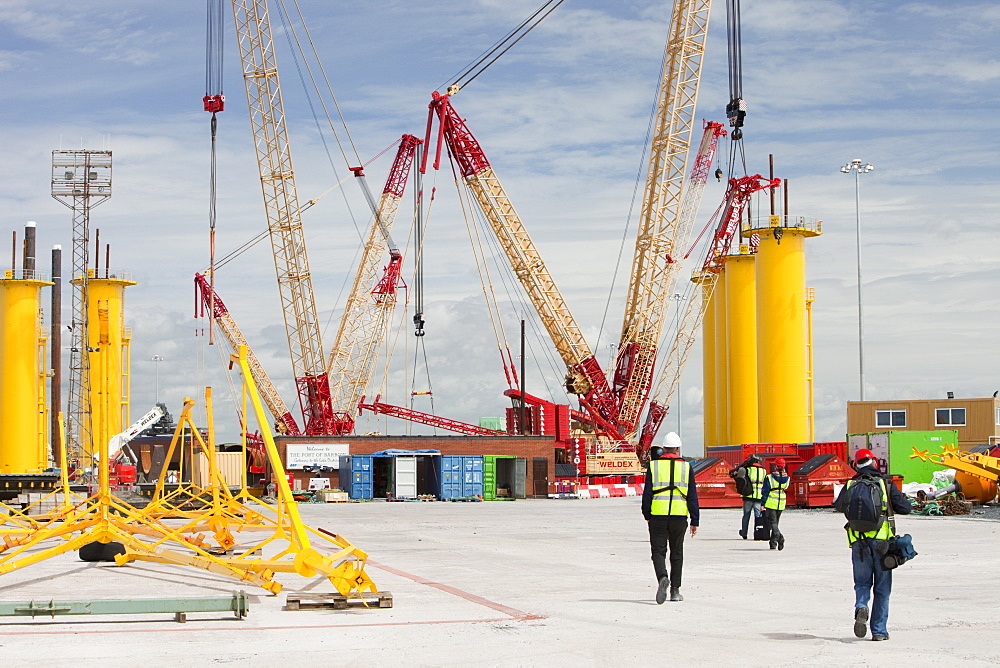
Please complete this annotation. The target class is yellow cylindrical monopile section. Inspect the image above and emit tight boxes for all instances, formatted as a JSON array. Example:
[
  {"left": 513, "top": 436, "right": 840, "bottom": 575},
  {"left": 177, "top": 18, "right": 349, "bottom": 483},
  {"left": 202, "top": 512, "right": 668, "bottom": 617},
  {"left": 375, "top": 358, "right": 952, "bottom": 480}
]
[
  {"left": 723, "top": 249, "right": 758, "bottom": 446},
  {"left": 82, "top": 276, "right": 136, "bottom": 458},
  {"left": 698, "top": 275, "right": 717, "bottom": 450},
  {"left": 713, "top": 270, "right": 729, "bottom": 446},
  {"left": 0, "top": 277, "right": 53, "bottom": 473},
  {"left": 753, "top": 221, "right": 820, "bottom": 443}
]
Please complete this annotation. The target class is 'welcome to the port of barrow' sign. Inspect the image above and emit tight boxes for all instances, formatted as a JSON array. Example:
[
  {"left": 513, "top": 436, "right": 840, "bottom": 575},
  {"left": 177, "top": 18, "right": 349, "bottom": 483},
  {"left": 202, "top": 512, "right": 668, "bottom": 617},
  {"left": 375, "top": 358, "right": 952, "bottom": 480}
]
[{"left": 286, "top": 443, "right": 350, "bottom": 470}]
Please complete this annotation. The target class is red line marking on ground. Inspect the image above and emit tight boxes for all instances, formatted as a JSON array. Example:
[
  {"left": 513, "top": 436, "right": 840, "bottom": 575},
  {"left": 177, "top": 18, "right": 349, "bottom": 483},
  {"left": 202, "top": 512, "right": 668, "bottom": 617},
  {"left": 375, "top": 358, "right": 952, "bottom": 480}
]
[
  {"left": 366, "top": 559, "right": 545, "bottom": 621},
  {"left": 0, "top": 618, "right": 515, "bottom": 636},
  {"left": 0, "top": 561, "right": 544, "bottom": 636}
]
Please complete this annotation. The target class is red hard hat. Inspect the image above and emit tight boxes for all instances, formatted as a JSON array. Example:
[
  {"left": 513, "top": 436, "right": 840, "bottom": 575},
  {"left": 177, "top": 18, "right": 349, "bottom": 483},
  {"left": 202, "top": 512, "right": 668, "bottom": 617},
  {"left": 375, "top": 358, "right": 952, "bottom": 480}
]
[
  {"left": 855, "top": 448, "right": 875, "bottom": 463},
  {"left": 774, "top": 457, "right": 786, "bottom": 468}
]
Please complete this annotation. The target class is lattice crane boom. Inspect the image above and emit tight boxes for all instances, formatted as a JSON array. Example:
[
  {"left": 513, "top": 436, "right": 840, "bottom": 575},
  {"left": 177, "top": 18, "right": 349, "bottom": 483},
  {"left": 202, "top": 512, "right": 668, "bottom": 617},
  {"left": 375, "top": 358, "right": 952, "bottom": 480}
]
[
  {"left": 358, "top": 395, "right": 506, "bottom": 437},
  {"left": 327, "top": 134, "right": 422, "bottom": 434},
  {"left": 195, "top": 273, "right": 301, "bottom": 435},
  {"left": 614, "top": 0, "right": 714, "bottom": 440},
  {"left": 229, "top": 0, "right": 334, "bottom": 434},
  {"left": 635, "top": 174, "right": 779, "bottom": 457},
  {"left": 425, "top": 91, "right": 622, "bottom": 440}
]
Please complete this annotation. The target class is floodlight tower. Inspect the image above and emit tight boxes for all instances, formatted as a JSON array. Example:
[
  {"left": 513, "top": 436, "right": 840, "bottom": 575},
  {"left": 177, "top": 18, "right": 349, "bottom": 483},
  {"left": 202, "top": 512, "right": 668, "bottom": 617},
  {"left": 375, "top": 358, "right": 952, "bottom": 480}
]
[
  {"left": 840, "top": 158, "right": 873, "bottom": 401},
  {"left": 51, "top": 150, "right": 112, "bottom": 461}
]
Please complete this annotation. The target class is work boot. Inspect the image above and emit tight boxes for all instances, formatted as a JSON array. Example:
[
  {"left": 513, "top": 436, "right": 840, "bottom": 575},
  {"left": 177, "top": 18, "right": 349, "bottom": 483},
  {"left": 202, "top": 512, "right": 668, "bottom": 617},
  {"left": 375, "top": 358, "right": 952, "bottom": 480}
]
[
  {"left": 778, "top": 536, "right": 785, "bottom": 551},
  {"left": 854, "top": 606, "right": 869, "bottom": 638},
  {"left": 655, "top": 577, "right": 669, "bottom": 605},
  {"left": 871, "top": 633, "right": 889, "bottom": 641},
  {"left": 769, "top": 542, "right": 776, "bottom": 550},
  {"left": 739, "top": 530, "right": 747, "bottom": 540},
  {"left": 669, "top": 587, "right": 683, "bottom": 602}
]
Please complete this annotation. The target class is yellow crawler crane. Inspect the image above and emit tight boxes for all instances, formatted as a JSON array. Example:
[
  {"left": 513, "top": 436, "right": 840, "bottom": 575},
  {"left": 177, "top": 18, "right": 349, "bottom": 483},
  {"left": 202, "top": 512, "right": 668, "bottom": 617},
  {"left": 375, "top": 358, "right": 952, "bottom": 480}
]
[
  {"left": 910, "top": 444, "right": 1000, "bottom": 504},
  {"left": 0, "top": 346, "right": 378, "bottom": 598}
]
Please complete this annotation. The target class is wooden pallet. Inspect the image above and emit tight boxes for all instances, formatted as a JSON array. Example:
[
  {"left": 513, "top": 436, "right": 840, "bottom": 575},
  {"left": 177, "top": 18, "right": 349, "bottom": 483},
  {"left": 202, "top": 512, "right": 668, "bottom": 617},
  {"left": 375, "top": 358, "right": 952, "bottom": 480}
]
[{"left": 285, "top": 591, "right": 393, "bottom": 611}]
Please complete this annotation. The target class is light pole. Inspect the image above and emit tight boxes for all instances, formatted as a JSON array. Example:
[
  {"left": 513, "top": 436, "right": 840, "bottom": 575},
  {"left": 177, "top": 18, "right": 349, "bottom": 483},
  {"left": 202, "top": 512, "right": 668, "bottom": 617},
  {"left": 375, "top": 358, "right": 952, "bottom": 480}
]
[
  {"left": 151, "top": 355, "right": 164, "bottom": 403},
  {"left": 840, "top": 159, "right": 873, "bottom": 401}
]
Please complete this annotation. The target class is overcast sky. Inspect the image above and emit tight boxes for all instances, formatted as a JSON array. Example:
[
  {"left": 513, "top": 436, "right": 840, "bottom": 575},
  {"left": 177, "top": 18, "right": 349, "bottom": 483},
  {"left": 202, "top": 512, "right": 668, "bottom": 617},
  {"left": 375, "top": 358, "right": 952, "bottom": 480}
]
[{"left": 1, "top": 1, "right": 997, "bottom": 453}]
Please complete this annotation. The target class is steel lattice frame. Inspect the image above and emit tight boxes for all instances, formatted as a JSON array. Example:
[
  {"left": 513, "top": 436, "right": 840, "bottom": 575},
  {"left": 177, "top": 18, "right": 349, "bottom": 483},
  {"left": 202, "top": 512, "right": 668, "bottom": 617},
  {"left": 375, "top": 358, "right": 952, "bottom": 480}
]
[
  {"left": 616, "top": 0, "right": 712, "bottom": 438},
  {"left": 327, "top": 136, "right": 420, "bottom": 434},
  {"left": 231, "top": 0, "right": 333, "bottom": 434},
  {"left": 637, "top": 175, "right": 779, "bottom": 454},
  {"left": 50, "top": 150, "right": 112, "bottom": 460},
  {"left": 429, "top": 94, "right": 621, "bottom": 439}
]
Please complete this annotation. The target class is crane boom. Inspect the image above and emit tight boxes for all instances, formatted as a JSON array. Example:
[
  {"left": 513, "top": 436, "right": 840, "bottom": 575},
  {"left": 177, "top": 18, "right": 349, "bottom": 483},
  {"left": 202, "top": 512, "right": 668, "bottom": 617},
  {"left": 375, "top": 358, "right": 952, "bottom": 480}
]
[
  {"left": 195, "top": 273, "right": 301, "bottom": 435},
  {"left": 327, "top": 134, "right": 422, "bottom": 434},
  {"left": 635, "top": 174, "right": 779, "bottom": 457},
  {"left": 425, "top": 91, "right": 621, "bottom": 440},
  {"left": 230, "top": 0, "right": 334, "bottom": 435},
  {"left": 614, "top": 0, "right": 714, "bottom": 439},
  {"left": 358, "top": 395, "right": 506, "bottom": 437}
]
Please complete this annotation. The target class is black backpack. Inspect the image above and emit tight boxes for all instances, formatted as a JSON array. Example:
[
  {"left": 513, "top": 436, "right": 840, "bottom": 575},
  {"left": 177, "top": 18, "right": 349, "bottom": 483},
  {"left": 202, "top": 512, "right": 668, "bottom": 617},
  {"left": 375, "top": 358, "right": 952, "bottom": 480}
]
[
  {"left": 842, "top": 475, "right": 886, "bottom": 534},
  {"left": 730, "top": 466, "right": 752, "bottom": 497}
]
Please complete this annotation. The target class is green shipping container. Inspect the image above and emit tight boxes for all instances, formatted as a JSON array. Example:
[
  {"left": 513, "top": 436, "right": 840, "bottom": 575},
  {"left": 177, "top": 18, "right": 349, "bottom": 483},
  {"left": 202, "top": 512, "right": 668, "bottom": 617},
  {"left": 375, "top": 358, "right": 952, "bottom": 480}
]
[
  {"left": 861, "top": 430, "right": 959, "bottom": 483},
  {"left": 484, "top": 455, "right": 517, "bottom": 501}
]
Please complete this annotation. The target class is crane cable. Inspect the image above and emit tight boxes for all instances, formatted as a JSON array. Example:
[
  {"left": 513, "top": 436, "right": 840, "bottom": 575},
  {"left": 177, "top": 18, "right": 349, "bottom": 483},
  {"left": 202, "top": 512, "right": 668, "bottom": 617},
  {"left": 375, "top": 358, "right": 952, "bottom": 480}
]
[
  {"left": 207, "top": 138, "right": 403, "bottom": 275},
  {"left": 593, "top": 27, "right": 671, "bottom": 361},
  {"left": 448, "top": 162, "right": 520, "bottom": 392},
  {"left": 275, "top": 0, "right": 363, "bottom": 170},
  {"left": 204, "top": 0, "right": 225, "bottom": 347},
  {"left": 725, "top": 0, "right": 747, "bottom": 141},
  {"left": 725, "top": 0, "right": 749, "bottom": 178},
  {"left": 441, "top": 0, "right": 566, "bottom": 92}
]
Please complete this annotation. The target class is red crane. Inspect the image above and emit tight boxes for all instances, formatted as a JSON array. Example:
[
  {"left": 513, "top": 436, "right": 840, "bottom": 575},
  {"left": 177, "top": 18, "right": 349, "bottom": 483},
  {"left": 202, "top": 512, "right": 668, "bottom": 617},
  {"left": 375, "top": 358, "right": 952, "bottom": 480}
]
[
  {"left": 422, "top": 90, "right": 623, "bottom": 442},
  {"left": 635, "top": 173, "right": 779, "bottom": 457}
]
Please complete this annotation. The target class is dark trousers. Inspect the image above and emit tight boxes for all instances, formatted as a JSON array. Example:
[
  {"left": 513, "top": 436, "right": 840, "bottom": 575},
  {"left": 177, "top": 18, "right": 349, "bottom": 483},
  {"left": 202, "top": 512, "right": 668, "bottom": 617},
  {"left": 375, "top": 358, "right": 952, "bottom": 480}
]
[
  {"left": 764, "top": 508, "right": 783, "bottom": 547},
  {"left": 647, "top": 516, "right": 688, "bottom": 588}
]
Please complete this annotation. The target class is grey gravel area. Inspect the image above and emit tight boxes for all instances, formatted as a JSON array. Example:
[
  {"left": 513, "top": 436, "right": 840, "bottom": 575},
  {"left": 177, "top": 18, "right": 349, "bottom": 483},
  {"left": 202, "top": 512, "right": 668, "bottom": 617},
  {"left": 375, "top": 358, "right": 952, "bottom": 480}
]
[
  {"left": 964, "top": 503, "right": 1000, "bottom": 520},
  {"left": 0, "top": 498, "right": 997, "bottom": 666}
]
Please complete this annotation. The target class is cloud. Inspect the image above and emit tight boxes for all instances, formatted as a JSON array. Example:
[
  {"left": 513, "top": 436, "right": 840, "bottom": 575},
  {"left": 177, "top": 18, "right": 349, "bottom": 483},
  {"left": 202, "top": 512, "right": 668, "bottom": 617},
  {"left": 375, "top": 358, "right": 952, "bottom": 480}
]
[{"left": 2, "top": 1, "right": 996, "bottom": 451}]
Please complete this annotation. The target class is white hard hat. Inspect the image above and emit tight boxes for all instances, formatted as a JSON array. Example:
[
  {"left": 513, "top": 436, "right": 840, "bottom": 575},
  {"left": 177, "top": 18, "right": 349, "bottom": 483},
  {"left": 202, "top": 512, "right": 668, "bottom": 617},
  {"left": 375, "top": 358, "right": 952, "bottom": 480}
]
[{"left": 663, "top": 431, "right": 682, "bottom": 450}]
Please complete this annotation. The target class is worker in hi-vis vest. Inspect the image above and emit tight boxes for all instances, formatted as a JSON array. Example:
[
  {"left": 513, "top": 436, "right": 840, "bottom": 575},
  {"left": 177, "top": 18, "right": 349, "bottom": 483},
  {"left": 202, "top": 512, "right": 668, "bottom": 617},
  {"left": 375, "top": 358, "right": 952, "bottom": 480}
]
[
  {"left": 734, "top": 455, "right": 767, "bottom": 539},
  {"left": 641, "top": 432, "right": 699, "bottom": 604},
  {"left": 834, "top": 448, "right": 912, "bottom": 641},
  {"left": 761, "top": 457, "right": 790, "bottom": 550}
]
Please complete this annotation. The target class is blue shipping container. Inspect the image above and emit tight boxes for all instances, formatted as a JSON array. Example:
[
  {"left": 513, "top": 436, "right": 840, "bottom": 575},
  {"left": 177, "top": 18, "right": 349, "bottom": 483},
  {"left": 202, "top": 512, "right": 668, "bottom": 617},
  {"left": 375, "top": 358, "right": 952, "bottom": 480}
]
[
  {"left": 339, "top": 455, "right": 373, "bottom": 499},
  {"left": 438, "top": 455, "right": 484, "bottom": 499}
]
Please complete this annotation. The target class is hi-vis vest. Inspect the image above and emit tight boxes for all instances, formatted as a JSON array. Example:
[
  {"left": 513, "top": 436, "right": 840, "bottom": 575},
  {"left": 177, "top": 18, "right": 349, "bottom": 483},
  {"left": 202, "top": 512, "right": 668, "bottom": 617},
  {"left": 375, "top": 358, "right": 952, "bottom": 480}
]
[
  {"left": 649, "top": 458, "right": 691, "bottom": 517},
  {"left": 845, "top": 477, "right": 893, "bottom": 545},
  {"left": 746, "top": 465, "right": 766, "bottom": 500},
  {"left": 763, "top": 474, "right": 789, "bottom": 511}
]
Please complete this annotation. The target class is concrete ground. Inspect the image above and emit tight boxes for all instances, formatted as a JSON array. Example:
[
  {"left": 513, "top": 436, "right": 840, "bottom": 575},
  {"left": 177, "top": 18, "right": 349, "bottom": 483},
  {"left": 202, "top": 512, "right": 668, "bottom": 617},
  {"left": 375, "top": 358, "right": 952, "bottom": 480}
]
[{"left": 0, "top": 497, "right": 997, "bottom": 667}]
